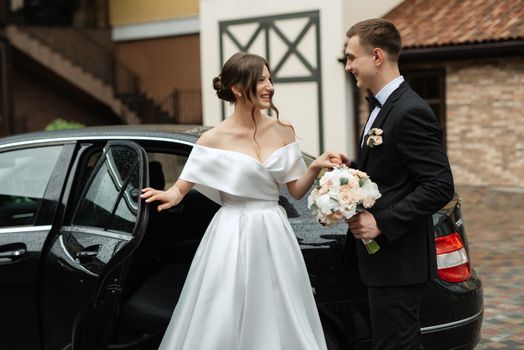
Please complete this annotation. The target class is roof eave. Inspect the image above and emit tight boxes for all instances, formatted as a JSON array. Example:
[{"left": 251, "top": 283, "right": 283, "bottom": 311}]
[{"left": 399, "top": 40, "right": 524, "bottom": 63}]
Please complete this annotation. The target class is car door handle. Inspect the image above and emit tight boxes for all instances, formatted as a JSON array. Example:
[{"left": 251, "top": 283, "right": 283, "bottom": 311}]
[
  {"left": 75, "top": 245, "right": 101, "bottom": 260},
  {"left": 0, "top": 248, "right": 27, "bottom": 264},
  {"left": 77, "top": 251, "right": 98, "bottom": 258}
]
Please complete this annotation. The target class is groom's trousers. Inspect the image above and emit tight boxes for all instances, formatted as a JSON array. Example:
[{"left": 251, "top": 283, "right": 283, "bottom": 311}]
[{"left": 368, "top": 283, "right": 426, "bottom": 350}]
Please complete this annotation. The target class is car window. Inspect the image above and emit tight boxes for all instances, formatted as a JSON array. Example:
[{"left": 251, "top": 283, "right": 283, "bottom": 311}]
[
  {"left": 147, "top": 152, "right": 188, "bottom": 190},
  {"left": 0, "top": 146, "right": 63, "bottom": 227},
  {"left": 72, "top": 145, "right": 141, "bottom": 234}
]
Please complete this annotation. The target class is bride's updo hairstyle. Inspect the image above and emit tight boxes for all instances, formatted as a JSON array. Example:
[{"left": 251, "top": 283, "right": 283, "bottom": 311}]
[{"left": 212, "top": 52, "right": 279, "bottom": 118}]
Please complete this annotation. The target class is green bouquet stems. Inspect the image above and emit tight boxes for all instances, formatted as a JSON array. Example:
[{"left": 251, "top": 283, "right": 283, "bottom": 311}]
[{"left": 363, "top": 239, "right": 380, "bottom": 254}]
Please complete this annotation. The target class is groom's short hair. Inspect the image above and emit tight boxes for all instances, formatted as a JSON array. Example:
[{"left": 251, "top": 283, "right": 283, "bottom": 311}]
[{"left": 346, "top": 18, "right": 401, "bottom": 62}]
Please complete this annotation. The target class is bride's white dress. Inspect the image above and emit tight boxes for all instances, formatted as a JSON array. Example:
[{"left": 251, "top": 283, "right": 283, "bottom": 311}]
[{"left": 158, "top": 142, "right": 327, "bottom": 350}]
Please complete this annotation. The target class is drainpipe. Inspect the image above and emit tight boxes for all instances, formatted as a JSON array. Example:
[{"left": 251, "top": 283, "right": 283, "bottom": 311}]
[{"left": 0, "top": 2, "right": 14, "bottom": 136}]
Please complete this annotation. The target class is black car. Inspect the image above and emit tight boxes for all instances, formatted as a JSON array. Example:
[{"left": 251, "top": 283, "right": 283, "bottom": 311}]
[{"left": 0, "top": 125, "right": 483, "bottom": 350}]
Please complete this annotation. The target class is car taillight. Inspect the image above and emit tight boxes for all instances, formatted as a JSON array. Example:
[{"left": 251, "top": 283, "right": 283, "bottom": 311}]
[{"left": 435, "top": 233, "right": 471, "bottom": 283}]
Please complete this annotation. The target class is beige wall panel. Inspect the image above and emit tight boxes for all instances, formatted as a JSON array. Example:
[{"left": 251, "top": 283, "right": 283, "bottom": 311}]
[
  {"left": 201, "top": 0, "right": 401, "bottom": 158},
  {"left": 110, "top": 0, "right": 199, "bottom": 26},
  {"left": 201, "top": 0, "right": 349, "bottom": 157},
  {"left": 115, "top": 34, "right": 201, "bottom": 103},
  {"left": 273, "top": 83, "right": 320, "bottom": 155}
]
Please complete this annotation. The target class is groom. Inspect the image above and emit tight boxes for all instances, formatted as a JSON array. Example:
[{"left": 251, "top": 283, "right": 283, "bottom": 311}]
[{"left": 343, "top": 19, "right": 454, "bottom": 349}]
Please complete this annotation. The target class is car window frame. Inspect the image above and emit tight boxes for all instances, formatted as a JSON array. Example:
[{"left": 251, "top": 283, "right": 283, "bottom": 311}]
[{"left": 69, "top": 141, "right": 147, "bottom": 237}]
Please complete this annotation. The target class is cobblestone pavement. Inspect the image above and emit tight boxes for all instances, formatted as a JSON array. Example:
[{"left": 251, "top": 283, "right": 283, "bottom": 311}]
[{"left": 457, "top": 186, "right": 524, "bottom": 349}]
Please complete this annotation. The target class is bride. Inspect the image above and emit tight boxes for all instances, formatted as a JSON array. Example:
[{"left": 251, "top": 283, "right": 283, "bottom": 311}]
[{"left": 141, "top": 52, "right": 341, "bottom": 350}]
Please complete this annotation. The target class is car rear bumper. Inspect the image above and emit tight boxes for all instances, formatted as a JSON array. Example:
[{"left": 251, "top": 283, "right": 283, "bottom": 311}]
[{"left": 421, "top": 309, "right": 483, "bottom": 350}]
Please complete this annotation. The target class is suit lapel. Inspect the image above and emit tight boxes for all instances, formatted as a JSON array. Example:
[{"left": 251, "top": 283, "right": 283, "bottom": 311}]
[{"left": 359, "top": 82, "right": 409, "bottom": 169}]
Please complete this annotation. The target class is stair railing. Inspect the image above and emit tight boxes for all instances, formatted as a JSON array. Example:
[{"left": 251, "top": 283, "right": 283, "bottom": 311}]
[
  {"left": 16, "top": 26, "right": 141, "bottom": 104},
  {"left": 159, "top": 88, "right": 202, "bottom": 124},
  {"left": 14, "top": 25, "right": 203, "bottom": 125}
]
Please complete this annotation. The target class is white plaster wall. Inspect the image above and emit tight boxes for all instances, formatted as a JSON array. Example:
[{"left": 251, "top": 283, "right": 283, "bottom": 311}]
[{"left": 343, "top": 0, "right": 403, "bottom": 30}]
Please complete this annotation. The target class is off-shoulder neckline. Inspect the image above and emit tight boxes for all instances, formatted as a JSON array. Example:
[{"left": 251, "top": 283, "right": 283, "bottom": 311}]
[{"left": 193, "top": 141, "right": 299, "bottom": 165}]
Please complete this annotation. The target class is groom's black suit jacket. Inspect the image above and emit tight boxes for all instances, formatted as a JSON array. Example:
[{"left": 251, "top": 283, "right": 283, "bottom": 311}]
[{"left": 353, "top": 82, "right": 454, "bottom": 287}]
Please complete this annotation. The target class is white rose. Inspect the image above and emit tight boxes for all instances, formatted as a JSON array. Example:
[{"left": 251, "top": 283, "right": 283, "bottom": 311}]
[
  {"left": 307, "top": 188, "right": 319, "bottom": 208},
  {"left": 322, "top": 169, "right": 342, "bottom": 190},
  {"left": 360, "top": 180, "right": 381, "bottom": 203},
  {"left": 341, "top": 203, "right": 357, "bottom": 219},
  {"left": 315, "top": 194, "right": 336, "bottom": 215}
]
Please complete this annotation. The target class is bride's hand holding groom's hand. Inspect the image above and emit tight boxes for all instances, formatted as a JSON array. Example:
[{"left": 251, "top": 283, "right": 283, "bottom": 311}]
[
  {"left": 309, "top": 151, "right": 344, "bottom": 171},
  {"left": 288, "top": 151, "right": 344, "bottom": 200},
  {"left": 339, "top": 153, "right": 352, "bottom": 168},
  {"left": 140, "top": 186, "right": 183, "bottom": 212}
]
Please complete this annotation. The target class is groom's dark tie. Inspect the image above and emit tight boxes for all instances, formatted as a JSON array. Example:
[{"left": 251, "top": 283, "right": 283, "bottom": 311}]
[
  {"left": 365, "top": 93, "right": 382, "bottom": 110},
  {"left": 360, "top": 92, "right": 382, "bottom": 149}
]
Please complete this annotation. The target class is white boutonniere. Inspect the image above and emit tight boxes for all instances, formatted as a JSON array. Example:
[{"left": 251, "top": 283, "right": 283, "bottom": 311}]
[{"left": 366, "top": 128, "right": 383, "bottom": 148}]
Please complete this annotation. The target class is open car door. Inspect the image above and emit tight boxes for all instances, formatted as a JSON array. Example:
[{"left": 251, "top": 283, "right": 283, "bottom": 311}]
[{"left": 40, "top": 141, "right": 149, "bottom": 350}]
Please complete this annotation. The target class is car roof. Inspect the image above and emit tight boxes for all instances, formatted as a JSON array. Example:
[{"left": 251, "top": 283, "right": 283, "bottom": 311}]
[
  {"left": 0, "top": 124, "right": 209, "bottom": 149},
  {"left": 0, "top": 123, "right": 317, "bottom": 165}
]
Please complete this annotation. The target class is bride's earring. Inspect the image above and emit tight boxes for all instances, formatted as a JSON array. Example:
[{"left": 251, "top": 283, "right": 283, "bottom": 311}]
[{"left": 232, "top": 86, "right": 242, "bottom": 99}]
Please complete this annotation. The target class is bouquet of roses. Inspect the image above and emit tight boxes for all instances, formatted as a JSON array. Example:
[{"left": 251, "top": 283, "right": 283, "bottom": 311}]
[{"left": 307, "top": 164, "right": 382, "bottom": 254}]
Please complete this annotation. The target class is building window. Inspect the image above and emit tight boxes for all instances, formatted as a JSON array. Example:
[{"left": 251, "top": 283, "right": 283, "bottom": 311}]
[{"left": 403, "top": 69, "right": 447, "bottom": 147}]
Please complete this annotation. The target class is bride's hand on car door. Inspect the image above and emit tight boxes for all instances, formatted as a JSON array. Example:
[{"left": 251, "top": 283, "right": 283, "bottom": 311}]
[{"left": 140, "top": 186, "right": 182, "bottom": 212}]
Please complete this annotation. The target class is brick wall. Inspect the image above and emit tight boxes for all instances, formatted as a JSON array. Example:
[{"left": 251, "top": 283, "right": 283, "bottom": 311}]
[
  {"left": 446, "top": 57, "right": 524, "bottom": 188},
  {"left": 356, "top": 57, "right": 524, "bottom": 188}
]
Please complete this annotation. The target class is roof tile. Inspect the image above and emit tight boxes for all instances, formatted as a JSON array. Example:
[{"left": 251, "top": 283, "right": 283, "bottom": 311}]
[{"left": 384, "top": 0, "right": 524, "bottom": 48}]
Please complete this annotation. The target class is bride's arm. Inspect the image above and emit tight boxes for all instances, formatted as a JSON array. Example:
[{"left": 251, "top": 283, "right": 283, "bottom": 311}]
[
  {"left": 141, "top": 179, "right": 194, "bottom": 212},
  {"left": 286, "top": 151, "right": 341, "bottom": 200},
  {"left": 141, "top": 128, "right": 223, "bottom": 211}
]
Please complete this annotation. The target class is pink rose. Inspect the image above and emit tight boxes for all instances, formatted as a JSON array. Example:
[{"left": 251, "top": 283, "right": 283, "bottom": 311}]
[
  {"left": 363, "top": 196, "right": 376, "bottom": 208},
  {"left": 327, "top": 211, "right": 343, "bottom": 221},
  {"left": 338, "top": 185, "right": 353, "bottom": 205}
]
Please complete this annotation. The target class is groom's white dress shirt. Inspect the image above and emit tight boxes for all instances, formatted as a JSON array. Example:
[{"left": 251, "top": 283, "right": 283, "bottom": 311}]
[{"left": 361, "top": 75, "right": 405, "bottom": 147}]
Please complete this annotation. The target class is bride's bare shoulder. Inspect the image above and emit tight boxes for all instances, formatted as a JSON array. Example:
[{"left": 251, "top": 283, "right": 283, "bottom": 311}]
[
  {"left": 269, "top": 117, "right": 296, "bottom": 144},
  {"left": 195, "top": 122, "right": 229, "bottom": 148}
]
